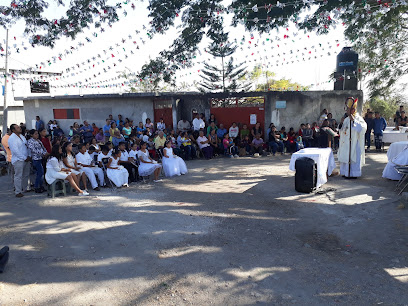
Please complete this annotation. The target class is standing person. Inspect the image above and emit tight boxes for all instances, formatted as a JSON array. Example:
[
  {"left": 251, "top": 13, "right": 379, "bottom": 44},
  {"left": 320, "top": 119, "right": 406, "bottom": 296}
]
[
  {"left": 1, "top": 128, "right": 12, "bottom": 166},
  {"left": 398, "top": 111, "right": 408, "bottom": 127},
  {"left": 364, "top": 111, "right": 375, "bottom": 152},
  {"left": 8, "top": 124, "right": 31, "bottom": 198},
  {"left": 27, "top": 129, "right": 47, "bottom": 193},
  {"left": 394, "top": 105, "right": 404, "bottom": 126},
  {"left": 137, "top": 141, "right": 162, "bottom": 182},
  {"left": 192, "top": 113, "right": 205, "bottom": 138},
  {"left": 208, "top": 114, "right": 218, "bottom": 126},
  {"left": 103, "top": 119, "right": 111, "bottom": 142},
  {"left": 91, "top": 123, "right": 99, "bottom": 136},
  {"left": 109, "top": 122, "right": 120, "bottom": 142},
  {"left": 80, "top": 121, "right": 94, "bottom": 143},
  {"left": 373, "top": 112, "right": 387, "bottom": 152},
  {"left": 116, "top": 114, "right": 124, "bottom": 127},
  {"left": 35, "top": 116, "right": 45, "bottom": 131},
  {"left": 318, "top": 109, "right": 328, "bottom": 126},
  {"left": 338, "top": 97, "right": 367, "bottom": 178},
  {"left": 302, "top": 123, "right": 313, "bottom": 148},
  {"left": 39, "top": 128, "right": 52, "bottom": 154}
]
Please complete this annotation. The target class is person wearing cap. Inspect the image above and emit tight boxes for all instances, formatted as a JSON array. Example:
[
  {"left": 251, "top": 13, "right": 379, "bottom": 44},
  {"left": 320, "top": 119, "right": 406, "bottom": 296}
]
[{"left": 338, "top": 97, "right": 367, "bottom": 178}]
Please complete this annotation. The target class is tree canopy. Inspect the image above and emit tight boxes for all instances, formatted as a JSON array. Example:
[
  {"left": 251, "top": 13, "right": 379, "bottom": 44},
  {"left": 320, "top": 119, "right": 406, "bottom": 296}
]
[{"left": 2, "top": 0, "right": 407, "bottom": 97}]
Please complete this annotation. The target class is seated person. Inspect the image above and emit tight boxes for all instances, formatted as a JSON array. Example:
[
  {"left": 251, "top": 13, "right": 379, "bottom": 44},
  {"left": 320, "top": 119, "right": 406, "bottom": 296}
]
[
  {"left": 95, "top": 130, "right": 105, "bottom": 145},
  {"left": 162, "top": 140, "right": 188, "bottom": 177},
  {"left": 106, "top": 148, "right": 129, "bottom": 188},
  {"left": 398, "top": 111, "right": 408, "bottom": 127},
  {"left": 239, "top": 135, "right": 251, "bottom": 156},
  {"left": 229, "top": 122, "right": 239, "bottom": 143},
  {"left": 286, "top": 128, "right": 297, "bottom": 153},
  {"left": 268, "top": 126, "right": 284, "bottom": 155},
  {"left": 154, "top": 131, "right": 166, "bottom": 152},
  {"left": 118, "top": 142, "right": 138, "bottom": 183},
  {"left": 71, "top": 135, "right": 81, "bottom": 155},
  {"left": 156, "top": 118, "right": 166, "bottom": 132},
  {"left": 180, "top": 131, "right": 196, "bottom": 160},
  {"left": 137, "top": 141, "right": 162, "bottom": 182},
  {"left": 112, "top": 130, "right": 125, "bottom": 148},
  {"left": 240, "top": 124, "right": 250, "bottom": 140},
  {"left": 196, "top": 130, "right": 214, "bottom": 159},
  {"left": 76, "top": 143, "right": 105, "bottom": 191},
  {"left": 97, "top": 145, "right": 112, "bottom": 167},
  {"left": 206, "top": 122, "right": 218, "bottom": 136},
  {"left": 302, "top": 123, "right": 313, "bottom": 148},
  {"left": 147, "top": 136, "right": 156, "bottom": 159},
  {"left": 223, "top": 133, "right": 238, "bottom": 158},
  {"left": 88, "top": 145, "right": 98, "bottom": 163},
  {"left": 296, "top": 135, "right": 304, "bottom": 151},
  {"left": 208, "top": 129, "right": 219, "bottom": 154},
  {"left": 129, "top": 143, "right": 139, "bottom": 160},
  {"left": 45, "top": 144, "right": 88, "bottom": 196},
  {"left": 251, "top": 134, "right": 264, "bottom": 156},
  {"left": 136, "top": 122, "right": 146, "bottom": 138}
]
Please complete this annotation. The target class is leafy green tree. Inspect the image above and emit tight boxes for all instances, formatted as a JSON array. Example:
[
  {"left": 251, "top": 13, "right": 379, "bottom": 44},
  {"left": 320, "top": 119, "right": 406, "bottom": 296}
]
[
  {"left": 368, "top": 96, "right": 400, "bottom": 122},
  {"left": 244, "top": 65, "right": 309, "bottom": 91},
  {"left": 4, "top": 1, "right": 407, "bottom": 97}
]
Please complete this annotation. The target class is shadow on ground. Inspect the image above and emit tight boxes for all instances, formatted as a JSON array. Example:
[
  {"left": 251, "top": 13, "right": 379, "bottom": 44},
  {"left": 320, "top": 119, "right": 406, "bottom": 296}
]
[{"left": 0, "top": 153, "right": 406, "bottom": 305}]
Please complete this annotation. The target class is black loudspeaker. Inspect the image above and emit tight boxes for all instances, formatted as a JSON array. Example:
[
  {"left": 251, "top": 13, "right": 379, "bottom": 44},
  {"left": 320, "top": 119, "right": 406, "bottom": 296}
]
[{"left": 295, "top": 157, "right": 317, "bottom": 193}]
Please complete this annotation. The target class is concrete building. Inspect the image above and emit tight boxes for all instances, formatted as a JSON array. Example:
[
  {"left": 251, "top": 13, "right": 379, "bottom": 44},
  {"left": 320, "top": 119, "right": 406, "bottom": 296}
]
[{"left": 16, "top": 90, "right": 363, "bottom": 133}]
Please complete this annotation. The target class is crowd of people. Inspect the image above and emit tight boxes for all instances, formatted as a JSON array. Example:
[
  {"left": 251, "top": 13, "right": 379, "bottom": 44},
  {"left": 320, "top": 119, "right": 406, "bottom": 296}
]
[{"left": 1, "top": 107, "right": 393, "bottom": 198}]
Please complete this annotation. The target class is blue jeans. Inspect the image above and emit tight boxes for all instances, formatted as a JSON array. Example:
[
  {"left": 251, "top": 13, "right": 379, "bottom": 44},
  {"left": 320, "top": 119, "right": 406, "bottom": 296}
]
[
  {"left": 365, "top": 131, "right": 372, "bottom": 149},
  {"left": 32, "top": 159, "right": 44, "bottom": 189},
  {"left": 269, "top": 141, "right": 284, "bottom": 154},
  {"left": 183, "top": 145, "right": 196, "bottom": 160}
]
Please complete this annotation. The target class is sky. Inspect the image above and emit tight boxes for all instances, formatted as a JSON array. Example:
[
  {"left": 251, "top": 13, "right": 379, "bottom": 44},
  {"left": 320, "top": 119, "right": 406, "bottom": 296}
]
[{"left": 0, "top": 0, "right": 352, "bottom": 102}]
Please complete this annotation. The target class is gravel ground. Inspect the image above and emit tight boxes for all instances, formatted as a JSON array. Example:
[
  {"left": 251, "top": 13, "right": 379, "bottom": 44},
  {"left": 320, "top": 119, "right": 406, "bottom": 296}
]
[{"left": 0, "top": 152, "right": 407, "bottom": 305}]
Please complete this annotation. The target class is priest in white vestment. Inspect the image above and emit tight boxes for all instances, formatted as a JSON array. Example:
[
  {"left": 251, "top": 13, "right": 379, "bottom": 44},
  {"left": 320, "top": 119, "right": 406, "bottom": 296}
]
[{"left": 338, "top": 97, "right": 367, "bottom": 178}]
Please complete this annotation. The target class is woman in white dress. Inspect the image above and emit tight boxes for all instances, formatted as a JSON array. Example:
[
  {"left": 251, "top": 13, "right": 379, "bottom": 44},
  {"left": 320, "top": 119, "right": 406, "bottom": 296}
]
[
  {"left": 137, "top": 141, "right": 162, "bottom": 182},
  {"left": 107, "top": 148, "right": 129, "bottom": 188},
  {"left": 45, "top": 144, "right": 89, "bottom": 196},
  {"left": 62, "top": 142, "right": 88, "bottom": 191},
  {"left": 162, "top": 140, "right": 188, "bottom": 177}
]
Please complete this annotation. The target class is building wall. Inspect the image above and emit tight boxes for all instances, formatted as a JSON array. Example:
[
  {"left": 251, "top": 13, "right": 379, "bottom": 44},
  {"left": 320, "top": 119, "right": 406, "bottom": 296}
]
[
  {"left": 23, "top": 97, "right": 154, "bottom": 133},
  {"left": 264, "top": 90, "right": 363, "bottom": 131}
]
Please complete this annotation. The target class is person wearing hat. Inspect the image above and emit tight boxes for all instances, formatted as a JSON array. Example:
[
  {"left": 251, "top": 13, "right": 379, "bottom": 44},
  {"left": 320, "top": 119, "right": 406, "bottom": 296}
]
[{"left": 338, "top": 97, "right": 367, "bottom": 178}]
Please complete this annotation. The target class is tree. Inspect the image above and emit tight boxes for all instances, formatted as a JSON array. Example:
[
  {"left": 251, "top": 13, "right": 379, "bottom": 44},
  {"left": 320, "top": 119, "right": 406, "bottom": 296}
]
[
  {"left": 368, "top": 96, "right": 401, "bottom": 122},
  {"left": 244, "top": 65, "right": 309, "bottom": 91},
  {"left": 197, "top": 31, "right": 250, "bottom": 92},
  {"left": 0, "top": 0, "right": 120, "bottom": 47},
  {"left": 4, "top": 1, "right": 408, "bottom": 97}
]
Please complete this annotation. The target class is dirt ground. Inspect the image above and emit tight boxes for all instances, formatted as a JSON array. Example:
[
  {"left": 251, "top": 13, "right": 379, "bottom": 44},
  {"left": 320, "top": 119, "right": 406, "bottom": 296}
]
[{"left": 0, "top": 152, "right": 407, "bottom": 305}]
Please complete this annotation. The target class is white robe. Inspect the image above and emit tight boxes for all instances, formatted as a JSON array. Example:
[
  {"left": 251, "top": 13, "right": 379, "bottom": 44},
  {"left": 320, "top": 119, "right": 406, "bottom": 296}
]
[{"left": 338, "top": 115, "right": 367, "bottom": 177}]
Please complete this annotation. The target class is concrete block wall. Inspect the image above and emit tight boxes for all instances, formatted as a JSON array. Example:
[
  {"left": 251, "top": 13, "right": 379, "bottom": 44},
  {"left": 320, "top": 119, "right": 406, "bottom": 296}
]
[
  {"left": 264, "top": 90, "right": 363, "bottom": 130},
  {"left": 23, "top": 97, "right": 154, "bottom": 133}
]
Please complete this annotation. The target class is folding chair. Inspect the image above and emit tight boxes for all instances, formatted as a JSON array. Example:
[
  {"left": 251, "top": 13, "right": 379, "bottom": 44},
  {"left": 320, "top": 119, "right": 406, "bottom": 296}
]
[
  {"left": 101, "top": 157, "right": 116, "bottom": 190},
  {"left": 395, "top": 165, "right": 408, "bottom": 195},
  {"left": 155, "top": 149, "right": 165, "bottom": 176}
]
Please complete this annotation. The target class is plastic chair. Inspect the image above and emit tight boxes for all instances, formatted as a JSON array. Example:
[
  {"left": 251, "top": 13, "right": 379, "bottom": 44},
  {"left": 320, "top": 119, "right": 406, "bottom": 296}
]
[{"left": 47, "top": 179, "right": 67, "bottom": 198}]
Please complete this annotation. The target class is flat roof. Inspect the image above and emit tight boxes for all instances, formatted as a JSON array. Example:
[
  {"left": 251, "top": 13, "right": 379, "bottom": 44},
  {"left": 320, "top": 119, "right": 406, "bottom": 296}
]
[{"left": 15, "top": 90, "right": 363, "bottom": 101}]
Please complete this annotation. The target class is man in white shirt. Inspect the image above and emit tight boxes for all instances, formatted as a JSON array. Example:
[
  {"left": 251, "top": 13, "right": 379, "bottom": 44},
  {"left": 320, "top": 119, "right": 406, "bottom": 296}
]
[
  {"left": 192, "top": 113, "right": 205, "bottom": 131},
  {"left": 8, "top": 124, "right": 31, "bottom": 197},
  {"left": 177, "top": 119, "right": 191, "bottom": 132},
  {"left": 118, "top": 142, "right": 137, "bottom": 182},
  {"left": 76, "top": 143, "right": 105, "bottom": 190},
  {"left": 196, "top": 130, "right": 213, "bottom": 159}
]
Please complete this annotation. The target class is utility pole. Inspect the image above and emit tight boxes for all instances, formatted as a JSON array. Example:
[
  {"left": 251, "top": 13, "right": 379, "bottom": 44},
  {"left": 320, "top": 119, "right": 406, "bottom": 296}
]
[{"left": 2, "top": 29, "right": 9, "bottom": 135}]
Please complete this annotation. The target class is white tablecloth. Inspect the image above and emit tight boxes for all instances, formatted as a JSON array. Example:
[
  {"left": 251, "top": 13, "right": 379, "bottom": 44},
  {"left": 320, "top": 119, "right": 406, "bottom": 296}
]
[
  {"left": 382, "top": 141, "right": 408, "bottom": 180},
  {"left": 289, "top": 148, "right": 336, "bottom": 188},
  {"left": 383, "top": 130, "right": 408, "bottom": 143}
]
